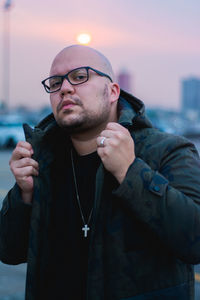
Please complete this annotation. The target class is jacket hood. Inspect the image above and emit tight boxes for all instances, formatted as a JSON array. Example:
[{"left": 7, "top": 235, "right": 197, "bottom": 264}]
[
  {"left": 23, "top": 89, "right": 153, "bottom": 141},
  {"left": 118, "top": 89, "right": 153, "bottom": 129}
]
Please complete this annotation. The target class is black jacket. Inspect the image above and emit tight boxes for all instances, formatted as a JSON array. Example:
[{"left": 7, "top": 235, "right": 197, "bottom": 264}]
[{"left": 1, "top": 90, "right": 200, "bottom": 299}]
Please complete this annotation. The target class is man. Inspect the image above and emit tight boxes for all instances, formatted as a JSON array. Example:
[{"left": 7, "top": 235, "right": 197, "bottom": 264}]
[{"left": 1, "top": 45, "right": 200, "bottom": 300}]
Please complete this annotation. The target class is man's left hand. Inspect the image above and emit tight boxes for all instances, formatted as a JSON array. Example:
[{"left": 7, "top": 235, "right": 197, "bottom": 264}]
[{"left": 97, "top": 122, "right": 135, "bottom": 183}]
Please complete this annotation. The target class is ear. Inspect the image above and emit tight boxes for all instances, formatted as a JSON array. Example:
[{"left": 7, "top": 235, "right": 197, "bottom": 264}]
[{"left": 109, "top": 82, "right": 120, "bottom": 104}]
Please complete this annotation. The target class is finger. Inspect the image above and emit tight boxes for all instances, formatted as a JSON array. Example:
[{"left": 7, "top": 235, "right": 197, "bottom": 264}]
[
  {"left": 16, "top": 141, "right": 34, "bottom": 154},
  {"left": 99, "top": 129, "right": 126, "bottom": 144},
  {"left": 17, "top": 140, "right": 32, "bottom": 149},
  {"left": 97, "top": 146, "right": 104, "bottom": 158},
  {"left": 106, "top": 122, "right": 129, "bottom": 133},
  {"left": 15, "top": 165, "right": 39, "bottom": 178},
  {"left": 14, "top": 157, "right": 39, "bottom": 170},
  {"left": 96, "top": 136, "right": 108, "bottom": 148},
  {"left": 11, "top": 146, "right": 33, "bottom": 161},
  {"left": 99, "top": 129, "right": 115, "bottom": 138}
]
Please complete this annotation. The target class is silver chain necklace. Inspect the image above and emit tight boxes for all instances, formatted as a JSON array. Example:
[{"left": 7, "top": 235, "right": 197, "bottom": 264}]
[{"left": 71, "top": 149, "right": 93, "bottom": 238}]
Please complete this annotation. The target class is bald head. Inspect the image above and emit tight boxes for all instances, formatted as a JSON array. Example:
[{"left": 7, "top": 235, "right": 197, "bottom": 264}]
[{"left": 50, "top": 45, "right": 115, "bottom": 81}]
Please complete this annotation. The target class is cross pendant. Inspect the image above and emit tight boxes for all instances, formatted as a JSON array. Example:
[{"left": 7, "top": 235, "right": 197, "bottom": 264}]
[{"left": 82, "top": 224, "right": 90, "bottom": 237}]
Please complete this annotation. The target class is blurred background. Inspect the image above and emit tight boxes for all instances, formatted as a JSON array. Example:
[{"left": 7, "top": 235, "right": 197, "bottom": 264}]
[{"left": 0, "top": 0, "right": 200, "bottom": 299}]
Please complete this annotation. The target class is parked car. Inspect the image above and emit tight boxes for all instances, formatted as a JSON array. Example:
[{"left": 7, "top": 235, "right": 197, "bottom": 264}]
[{"left": 0, "top": 122, "right": 25, "bottom": 149}]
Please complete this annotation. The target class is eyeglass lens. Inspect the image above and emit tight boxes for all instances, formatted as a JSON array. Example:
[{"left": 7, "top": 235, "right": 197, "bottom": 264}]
[{"left": 46, "top": 68, "right": 89, "bottom": 92}]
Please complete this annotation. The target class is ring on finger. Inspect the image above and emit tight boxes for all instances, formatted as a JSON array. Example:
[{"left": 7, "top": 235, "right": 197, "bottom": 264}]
[{"left": 100, "top": 137, "right": 106, "bottom": 147}]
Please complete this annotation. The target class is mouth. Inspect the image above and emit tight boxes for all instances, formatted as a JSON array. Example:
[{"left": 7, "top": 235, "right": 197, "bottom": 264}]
[{"left": 60, "top": 100, "right": 77, "bottom": 111}]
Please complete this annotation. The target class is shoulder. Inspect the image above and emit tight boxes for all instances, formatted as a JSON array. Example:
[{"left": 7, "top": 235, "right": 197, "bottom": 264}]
[
  {"left": 132, "top": 127, "right": 199, "bottom": 167},
  {"left": 133, "top": 127, "right": 195, "bottom": 149}
]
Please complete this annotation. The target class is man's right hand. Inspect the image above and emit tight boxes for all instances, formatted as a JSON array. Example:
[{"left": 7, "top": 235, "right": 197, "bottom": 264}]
[{"left": 9, "top": 141, "right": 39, "bottom": 204}]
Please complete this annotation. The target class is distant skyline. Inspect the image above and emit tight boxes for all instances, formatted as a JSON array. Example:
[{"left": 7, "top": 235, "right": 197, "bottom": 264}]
[
  {"left": 0, "top": 0, "right": 200, "bottom": 110},
  {"left": 182, "top": 77, "right": 200, "bottom": 112}
]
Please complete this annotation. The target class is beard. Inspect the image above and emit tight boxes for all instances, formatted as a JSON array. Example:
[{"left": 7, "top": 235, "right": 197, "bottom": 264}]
[{"left": 55, "top": 85, "right": 111, "bottom": 134}]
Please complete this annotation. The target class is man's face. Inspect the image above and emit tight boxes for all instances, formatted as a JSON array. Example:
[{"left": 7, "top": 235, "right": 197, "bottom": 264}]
[{"left": 49, "top": 48, "right": 115, "bottom": 134}]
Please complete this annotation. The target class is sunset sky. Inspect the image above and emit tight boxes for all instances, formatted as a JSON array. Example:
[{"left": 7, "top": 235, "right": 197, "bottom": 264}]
[{"left": 0, "top": 0, "right": 200, "bottom": 110}]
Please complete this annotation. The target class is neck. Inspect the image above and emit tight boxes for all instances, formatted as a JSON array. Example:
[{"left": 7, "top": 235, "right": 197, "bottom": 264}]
[
  {"left": 71, "top": 126, "right": 103, "bottom": 156},
  {"left": 71, "top": 109, "right": 118, "bottom": 156}
]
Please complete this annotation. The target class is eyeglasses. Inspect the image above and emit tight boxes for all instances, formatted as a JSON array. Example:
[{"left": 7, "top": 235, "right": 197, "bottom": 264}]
[{"left": 41, "top": 66, "right": 113, "bottom": 93}]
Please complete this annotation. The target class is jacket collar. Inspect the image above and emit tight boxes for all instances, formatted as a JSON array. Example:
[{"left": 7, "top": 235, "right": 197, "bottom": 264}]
[{"left": 118, "top": 89, "right": 153, "bottom": 129}]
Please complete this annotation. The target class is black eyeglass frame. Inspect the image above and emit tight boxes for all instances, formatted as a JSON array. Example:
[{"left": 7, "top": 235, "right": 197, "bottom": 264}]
[{"left": 41, "top": 66, "right": 113, "bottom": 93}]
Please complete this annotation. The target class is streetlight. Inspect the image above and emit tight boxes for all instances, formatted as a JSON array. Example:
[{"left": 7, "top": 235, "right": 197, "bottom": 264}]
[{"left": 2, "top": 0, "right": 12, "bottom": 110}]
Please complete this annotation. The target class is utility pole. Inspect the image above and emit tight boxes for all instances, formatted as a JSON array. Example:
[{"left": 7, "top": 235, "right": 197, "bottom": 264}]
[{"left": 2, "top": 0, "right": 12, "bottom": 110}]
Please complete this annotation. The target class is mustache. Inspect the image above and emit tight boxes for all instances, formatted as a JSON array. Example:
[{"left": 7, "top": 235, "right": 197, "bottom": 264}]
[{"left": 57, "top": 97, "right": 83, "bottom": 113}]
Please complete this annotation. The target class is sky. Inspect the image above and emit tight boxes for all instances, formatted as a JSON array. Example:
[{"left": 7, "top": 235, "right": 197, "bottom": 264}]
[{"left": 0, "top": 0, "right": 200, "bottom": 110}]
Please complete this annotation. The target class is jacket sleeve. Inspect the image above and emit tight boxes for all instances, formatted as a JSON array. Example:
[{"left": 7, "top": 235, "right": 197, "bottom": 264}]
[
  {"left": 113, "top": 136, "right": 200, "bottom": 264},
  {"left": 0, "top": 183, "right": 32, "bottom": 265}
]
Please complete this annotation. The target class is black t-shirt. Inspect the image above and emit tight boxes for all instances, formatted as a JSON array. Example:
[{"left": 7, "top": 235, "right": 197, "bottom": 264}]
[{"left": 40, "top": 145, "right": 101, "bottom": 300}]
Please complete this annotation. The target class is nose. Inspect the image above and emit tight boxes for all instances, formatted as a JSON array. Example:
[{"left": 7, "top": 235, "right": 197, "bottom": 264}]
[{"left": 60, "top": 78, "right": 75, "bottom": 95}]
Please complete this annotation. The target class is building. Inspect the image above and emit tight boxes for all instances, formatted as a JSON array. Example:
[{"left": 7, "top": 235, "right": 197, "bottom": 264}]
[
  {"left": 181, "top": 77, "right": 200, "bottom": 112},
  {"left": 117, "top": 69, "right": 132, "bottom": 93}
]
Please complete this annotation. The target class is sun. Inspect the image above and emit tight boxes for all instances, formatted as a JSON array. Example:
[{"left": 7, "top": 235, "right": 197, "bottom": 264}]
[{"left": 76, "top": 33, "right": 92, "bottom": 45}]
